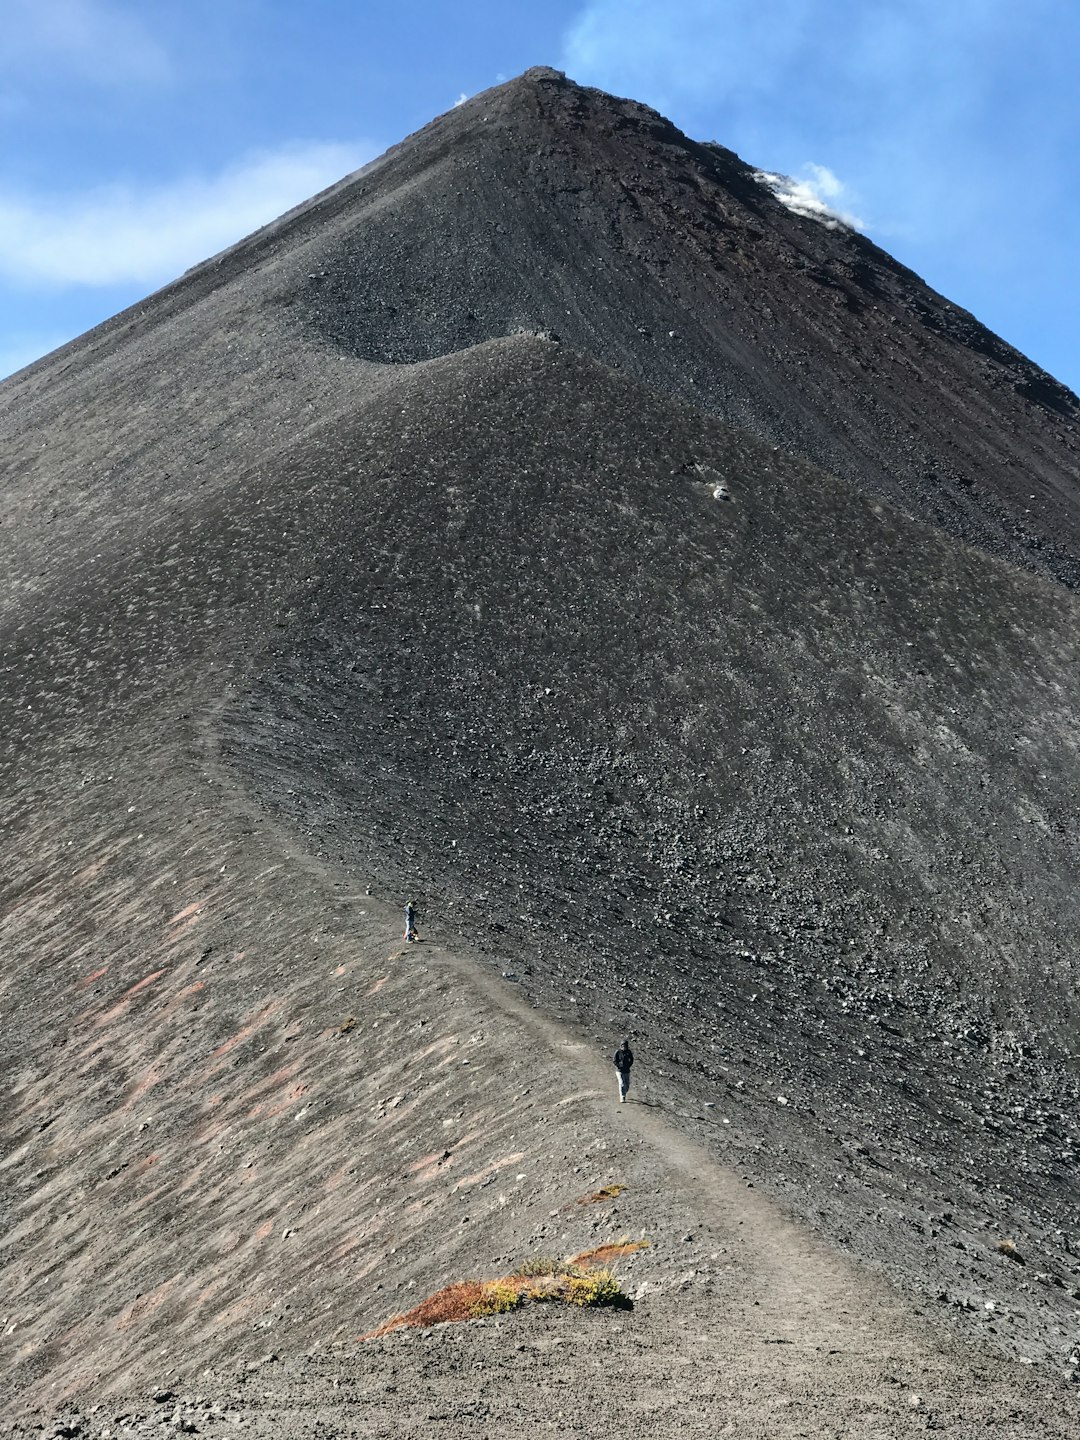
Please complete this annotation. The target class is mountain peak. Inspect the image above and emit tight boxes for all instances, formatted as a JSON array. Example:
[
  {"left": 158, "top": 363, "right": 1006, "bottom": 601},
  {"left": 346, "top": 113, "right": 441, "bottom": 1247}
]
[
  {"left": 518, "top": 64, "right": 569, "bottom": 84},
  {"left": 269, "top": 74, "right": 1078, "bottom": 587}
]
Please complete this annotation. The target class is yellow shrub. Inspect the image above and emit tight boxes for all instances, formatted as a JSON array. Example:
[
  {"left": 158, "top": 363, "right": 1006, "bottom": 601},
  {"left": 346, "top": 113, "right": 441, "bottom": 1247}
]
[
  {"left": 470, "top": 1280, "right": 525, "bottom": 1316},
  {"left": 566, "top": 1268, "right": 623, "bottom": 1307}
]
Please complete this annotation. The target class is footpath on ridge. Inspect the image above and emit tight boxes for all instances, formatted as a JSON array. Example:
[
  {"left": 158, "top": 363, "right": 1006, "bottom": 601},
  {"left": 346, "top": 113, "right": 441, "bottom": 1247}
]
[{"left": 1, "top": 740, "right": 1075, "bottom": 1436}]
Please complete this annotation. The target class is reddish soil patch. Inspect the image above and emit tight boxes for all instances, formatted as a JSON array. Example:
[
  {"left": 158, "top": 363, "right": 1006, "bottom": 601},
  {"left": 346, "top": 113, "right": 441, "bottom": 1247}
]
[{"left": 571, "top": 1240, "right": 648, "bottom": 1267}]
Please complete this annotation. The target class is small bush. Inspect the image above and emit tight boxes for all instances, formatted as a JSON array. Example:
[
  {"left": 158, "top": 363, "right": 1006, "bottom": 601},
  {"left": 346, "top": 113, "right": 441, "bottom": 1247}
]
[
  {"left": 996, "top": 1238, "right": 1025, "bottom": 1264},
  {"left": 361, "top": 1250, "right": 632, "bottom": 1339},
  {"left": 471, "top": 1280, "right": 526, "bottom": 1317},
  {"left": 566, "top": 1268, "right": 622, "bottom": 1307},
  {"left": 513, "top": 1256, "right": 562, "bottom": 1278},
  {"left": 363, "top": 1281, "right": 486, "bottom": 1337},
  {"left": 571, "top": 1238, "right": 650, "bottom": 1268}
]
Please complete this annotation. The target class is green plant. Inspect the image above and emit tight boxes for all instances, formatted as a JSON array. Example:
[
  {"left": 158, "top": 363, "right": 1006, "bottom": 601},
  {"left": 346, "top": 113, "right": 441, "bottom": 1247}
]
[
  {"left": 471, "top": 1280, "right": 525, "bottom": 1317},
  {"left": 513, "top": 1255, "right": 562, "bottom": 1278},
  {"left": 566, "top": 1268, "right": 623, "bottom": 1307}
]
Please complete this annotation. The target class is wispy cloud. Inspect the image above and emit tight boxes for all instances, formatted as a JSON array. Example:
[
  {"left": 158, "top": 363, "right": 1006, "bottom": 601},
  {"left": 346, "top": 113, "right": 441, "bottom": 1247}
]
[
  {"left": 753, "top": 164, "right": 863, "bottom": 231},
  {"left": 3, "top": 0, "right": 171, "bottom": 87},
  {"left": 0, "top": 142, "right": 374, "bottom": 289},
  {"left": 560, "top": 0, "right": 1072, "bottom": 243}
]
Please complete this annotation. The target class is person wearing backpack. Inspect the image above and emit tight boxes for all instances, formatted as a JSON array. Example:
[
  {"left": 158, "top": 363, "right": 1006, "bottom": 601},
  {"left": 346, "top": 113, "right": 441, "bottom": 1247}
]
[{"left": 613, "top": 1038, "right": 634, "bottom": 1103}]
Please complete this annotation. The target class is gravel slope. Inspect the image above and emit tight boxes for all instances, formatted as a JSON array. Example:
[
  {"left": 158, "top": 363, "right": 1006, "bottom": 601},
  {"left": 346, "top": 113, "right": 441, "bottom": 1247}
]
[{"left": 1, "top": 66, "right": 1078, "bottom": 1435}]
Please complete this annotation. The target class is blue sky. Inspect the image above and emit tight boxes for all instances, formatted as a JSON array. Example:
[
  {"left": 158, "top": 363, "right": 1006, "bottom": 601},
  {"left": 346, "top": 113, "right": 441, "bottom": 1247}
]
[{"left": 2, "top": 0, "right": 1077, "bottom": 393}]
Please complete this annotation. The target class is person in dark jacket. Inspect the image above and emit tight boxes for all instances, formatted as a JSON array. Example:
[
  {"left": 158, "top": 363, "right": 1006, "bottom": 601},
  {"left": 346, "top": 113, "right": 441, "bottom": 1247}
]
[
  {"left": 404, "top": 901, "right": 418, "bottom": 943},
  {"left": 613, "top": 1039, "right": 634, "bottom": 1103}
]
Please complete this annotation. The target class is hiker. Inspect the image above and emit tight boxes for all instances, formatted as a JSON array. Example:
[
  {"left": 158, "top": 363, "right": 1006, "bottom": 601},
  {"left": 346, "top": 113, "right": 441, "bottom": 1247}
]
[
  {"left": 404, "top": 900, "right": 418, "bottom": 943},
  {"left": 613, "top": 1038, "right": 634, "bottom": 1103}
]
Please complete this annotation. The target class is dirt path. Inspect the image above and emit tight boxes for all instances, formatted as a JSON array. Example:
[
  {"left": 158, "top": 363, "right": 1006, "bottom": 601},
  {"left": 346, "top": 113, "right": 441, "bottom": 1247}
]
[
  {"left": 268, "top": 934, "right": 1069, "bottom": 1439},
  {"left": 7, "top": 749, "right": 1070, "bottom": 1438},
  {"left": 432, "top": 942, "right": 928, "bottom": 1325}
]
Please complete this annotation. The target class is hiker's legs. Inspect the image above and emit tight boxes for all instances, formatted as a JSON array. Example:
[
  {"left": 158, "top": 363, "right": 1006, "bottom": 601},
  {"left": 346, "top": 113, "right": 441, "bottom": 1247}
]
[{"left": 618, "top": 1069, "right": 630, "bottom": 1102}]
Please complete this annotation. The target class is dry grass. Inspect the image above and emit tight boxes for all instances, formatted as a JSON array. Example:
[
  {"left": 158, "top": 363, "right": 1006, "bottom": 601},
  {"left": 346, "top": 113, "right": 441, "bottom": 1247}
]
[
  {"left": 363, "top": 1281, "right": 488, "bottom": 1336},
  {"left": 574, "top": 1183, "right": 625, "bottom": 1206},
  {"left": 571, "top": 1238, "right": 650, "bottom": 1268},
  {"left": 996, "top": 1238, "right": 1025, "bottom": 1264},
  {"left": 361, "top": 1246, "right": 639, "bottom": 1340}
]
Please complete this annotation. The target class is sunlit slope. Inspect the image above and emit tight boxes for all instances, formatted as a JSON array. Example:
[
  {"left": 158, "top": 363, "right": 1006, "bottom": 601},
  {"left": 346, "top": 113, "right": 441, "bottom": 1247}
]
[
  {"left": 215, "top": 337, "right": 1079, "bottom": 1342},
  {"left": 2, "top": 334, "right": 1078, "bottom": 1398},
  {"left": 1, "top": 64, "right": 1079, "bottom": 1404}
]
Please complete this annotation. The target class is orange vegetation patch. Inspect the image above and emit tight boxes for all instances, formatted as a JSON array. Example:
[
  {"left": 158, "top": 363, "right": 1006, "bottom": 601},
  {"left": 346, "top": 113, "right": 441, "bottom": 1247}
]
[
  {"left": 361, "top": 1256, "right": 629, "bottom": 1342},
  {"left": 571, "top": 1240, "right": 649, "bottom": 1267},
  {"left": 575, "top": 1183, "right": 625, "bottom": 1205},
  {"left": 362, "top": 1280, "right": 491, "bottom": 1338}
]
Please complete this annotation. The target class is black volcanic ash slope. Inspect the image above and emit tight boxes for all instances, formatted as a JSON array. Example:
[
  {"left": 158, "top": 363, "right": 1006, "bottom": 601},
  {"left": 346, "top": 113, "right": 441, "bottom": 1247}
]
[
  {"left": 282, "top": 66, "right": 1080, "bottom": 588},
  {"left": 5, "top": 68, "right": 1078, "bottom": 593},
  {"left": 219, "top": 336, "right": 1080, "bottom": 1357},
  {"left": 1, "top": 68, "right": 1079, "bottom": 1394}
]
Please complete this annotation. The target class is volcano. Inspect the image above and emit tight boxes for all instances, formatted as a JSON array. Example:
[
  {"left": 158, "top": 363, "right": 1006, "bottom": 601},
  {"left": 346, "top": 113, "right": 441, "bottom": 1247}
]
[{"left": 1, "top": 68, "right": 1078, "bottom": 1434}]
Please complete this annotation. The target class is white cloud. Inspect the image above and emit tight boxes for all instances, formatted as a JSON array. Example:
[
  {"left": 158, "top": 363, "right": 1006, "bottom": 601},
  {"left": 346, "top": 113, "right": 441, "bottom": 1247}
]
[
  {"left": 0, "top": 141, "right": 374, "bottom": 289},
  {"left": 453, "top": 92, "right": 469, "bottom": 107},
  {"left": 2, "top": 0, "right": 170, "bottom": 86},
  {"left": 753, "top": 164, "right": 864, "bottom": 231}
]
